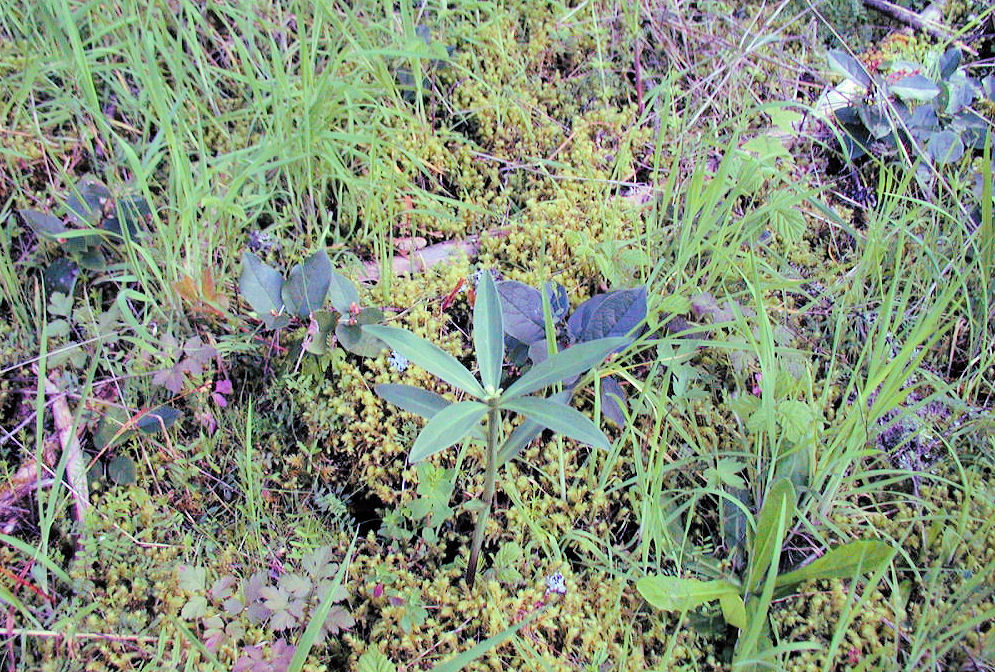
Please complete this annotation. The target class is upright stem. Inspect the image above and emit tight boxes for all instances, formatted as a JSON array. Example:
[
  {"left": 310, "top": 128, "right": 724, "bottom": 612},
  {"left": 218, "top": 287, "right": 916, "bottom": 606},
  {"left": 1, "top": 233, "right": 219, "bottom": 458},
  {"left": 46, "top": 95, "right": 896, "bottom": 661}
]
[{"left": 466, "top": 404, "right": 500, "bottom": 586}]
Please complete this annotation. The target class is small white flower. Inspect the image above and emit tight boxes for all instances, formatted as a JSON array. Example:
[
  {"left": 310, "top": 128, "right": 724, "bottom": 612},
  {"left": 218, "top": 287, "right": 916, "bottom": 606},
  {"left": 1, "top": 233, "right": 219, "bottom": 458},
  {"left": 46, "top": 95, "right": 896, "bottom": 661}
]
[
  {"left": 388, "top": 351, "right": 409, "bottom": 373},
  {"left": 545, "top": 571, "right": 566, "bottom": 595}
]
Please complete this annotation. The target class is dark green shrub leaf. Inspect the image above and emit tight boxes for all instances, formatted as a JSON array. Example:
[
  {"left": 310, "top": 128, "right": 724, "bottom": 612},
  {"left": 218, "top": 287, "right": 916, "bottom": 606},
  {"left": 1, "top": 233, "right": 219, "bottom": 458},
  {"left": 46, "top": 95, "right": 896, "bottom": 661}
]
[
  {"left": 503, "top": 337, "right": 628, "bottom": 400},
  {"left": 500, "top": 396, "right": 610, "bottom": 450},
  {"left": 600, "top": 375, "right": 627, "bottom": 427},
  {"left": 327, "top": 270, "right": 360, "bottom": 314},
  {"left": 107, "top": 454, "right": 137, "bottom": 485},
  {"left": 938, "top": 47, "right": 961, "bottom": 80},
  {"left": 890, "top": 74, "right": 940, "bottom": 102},
  {"left": 409, "top": 401, "right": 488, "bottom": 462},
  {"left": 18, "top": 209, "right": 66, "bottom": 239},
  {"left": 926, "top": 130, "right": 965, "bottom": 164},
  {"left": 496, "top": 281, "right": 546, "bottom": 344},
  {"left": 239, "top": 252, "right": 287, "bottom": 329},
  {"left": 65, "top": 177, "right": 111, "bottom": 227},
  {"left": 827, "top": 50, "right": 871, "bottom": 88},
  {"left": 336, "top": 308, "right": 386, "bottom": 357},
  {"left": 567, "top": 286, "right": 647, "bottom": 342},
  {"left": 137, "top": 406, "right": 181, "bottom": 434},
  {"left": 43, "top": 258, "right": 79, "bottom": 295},
  {"left": 283, "top": 249, "right": 332, "bottom": 318}
]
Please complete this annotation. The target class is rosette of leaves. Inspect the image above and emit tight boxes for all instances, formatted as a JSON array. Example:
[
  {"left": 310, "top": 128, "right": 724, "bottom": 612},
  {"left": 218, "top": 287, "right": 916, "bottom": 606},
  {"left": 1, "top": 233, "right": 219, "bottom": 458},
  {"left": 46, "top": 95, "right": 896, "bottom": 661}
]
[
  {"left": 496, "top": 280, "right": 647, "bottom": 426},
  {"left": 363, "top": 271, "right": 628, "bottom": 585},
  {"left": 827, "top": 47, "right": 994, "bottom": 165},
  {"left": 18, "top": 175, "right": 152, "bottom": 290},
  {"left": 637, "top": 479, "right": 896, "bottom": 664},
  {"left": 239, "top": 249, "right": 385, "bottom": 357}
]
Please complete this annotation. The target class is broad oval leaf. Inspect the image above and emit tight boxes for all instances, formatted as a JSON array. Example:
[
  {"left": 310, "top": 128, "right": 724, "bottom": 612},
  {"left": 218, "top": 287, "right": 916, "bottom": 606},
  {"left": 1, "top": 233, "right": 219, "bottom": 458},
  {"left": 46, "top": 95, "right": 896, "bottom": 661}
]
[
  {"left": 496, "top": 281, "right": 545, "bottom": 344},
  {"left": 362, "top": 325, "right": 484, "bottom": 398},
  {"left": 926, "top": 130, "right": 965, "bottom": 164},
  {"left": 938, "top": 47, "right": 962, "bottom": 81},
  {"left": 500, "top": 396, "right": 610, "bottom": 451},
  {"left": 719, "top": 593, "right": 748, "bottom": 629},
  {"left": 745, "top": 479, "right": 796, "bottom": 592},
  {"left": 637, "top": 575, "right": 741, "bottom": 613},
  {"left": 473, "top": 269, "right": 504, "bottom": 391},
  {"left": 409, "top": 401, "right": 488, "bottom": 462},
  {"left": 890, "top": 74, "right": 940, "bottom": 102},
  {"left": 600, "top": 375, "right": 627, "bottom": 427},
  {"left": 136, "top": 406, "right": 182, "bottom": 434},
  {"left": 775, "top": 540, "right": 896, "bottom": 591},
  {"left": 327, "top": 270, "right": 360, "bottom": 314},
  {"left": 336, "top": 308, "right": 386, "bottom": 357},
  {"left": 239, "top": 252, "right": 287, "bottom": 329},
  {"left": 19, "top": 209, "right": 67, "bottom": 238},
  {"left": 567, "top": 286, "right": 647, "bottom": 342},
  {"left": 502, "top": 336, "right": 629, "bottom": 400},
  {"left": 827, "top": 49, "right": 870, "bottom": 89},
  {"left": 282, "top": 249, "right": 332, "bottom": 318}
]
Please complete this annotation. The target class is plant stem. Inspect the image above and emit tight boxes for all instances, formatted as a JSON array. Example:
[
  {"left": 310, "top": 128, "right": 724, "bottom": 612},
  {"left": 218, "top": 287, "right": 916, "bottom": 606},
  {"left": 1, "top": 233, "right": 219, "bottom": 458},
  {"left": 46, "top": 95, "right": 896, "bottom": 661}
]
[{"left": 466, "top": 405, "right": 500, "bottom": 586}]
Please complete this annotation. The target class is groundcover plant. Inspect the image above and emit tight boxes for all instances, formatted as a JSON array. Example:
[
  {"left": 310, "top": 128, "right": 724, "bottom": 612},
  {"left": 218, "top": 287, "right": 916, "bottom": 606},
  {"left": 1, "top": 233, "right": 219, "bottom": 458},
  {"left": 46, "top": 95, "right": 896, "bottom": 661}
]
[{"left": 0, "top": 1, "right": 993, "bottom": 670}]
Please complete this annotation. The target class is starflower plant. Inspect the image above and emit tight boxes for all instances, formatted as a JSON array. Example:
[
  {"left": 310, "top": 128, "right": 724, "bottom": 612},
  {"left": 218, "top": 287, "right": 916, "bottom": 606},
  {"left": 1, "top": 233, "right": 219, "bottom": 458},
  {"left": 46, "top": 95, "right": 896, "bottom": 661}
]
[{"left": 364, "top": 271, "right": 628, "bottom": 586}]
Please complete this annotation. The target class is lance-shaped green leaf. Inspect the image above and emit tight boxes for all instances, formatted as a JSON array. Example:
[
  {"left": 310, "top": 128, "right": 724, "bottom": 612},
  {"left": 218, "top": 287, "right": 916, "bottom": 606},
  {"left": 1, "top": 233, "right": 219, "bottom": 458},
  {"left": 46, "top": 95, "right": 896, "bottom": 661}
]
[
  {"left": 376, "top": 384, "right": 486, "bottom": 443},
  {"left": 500, "top": 396, "right": 610, "bottom": 451},
  {"left": 496, "top": 389, "right": 573, "bottom": 466},
  {"left": 473, "top": 271, "right": 504, "bottom": 391},
  {"left": 637, "top": 576, "right": 742, "bottom": 614},
  {"left": 745, "top": 479, "right": 796, "bottom": 591},
  {"left": 775, "top": 540, "right": 895, "bottom": 592},
  {"left": 363, "top": 325, "right": 485, "bottom": 398},
  {"left": 502, "top": 337, "right": 629, "bottom": 400},
  {"left": 409, "top": 401, "right": 488, "bottom": 462}
]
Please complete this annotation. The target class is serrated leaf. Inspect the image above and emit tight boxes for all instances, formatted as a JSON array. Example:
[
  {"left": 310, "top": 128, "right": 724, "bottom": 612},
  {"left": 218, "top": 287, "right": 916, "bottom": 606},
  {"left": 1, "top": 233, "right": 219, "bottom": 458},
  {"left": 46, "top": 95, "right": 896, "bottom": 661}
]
[
  {"left": 890, "top": 74, "right": 940, "bottom": 102},
  {"left": 362, "top": 325, "right": 484, "bottom": 398},
  {"left": 827, "top": 49, "right": 870, "bottom": 88},
  {"left": 327, "top": 270, "right": 360, "bottom": 313},
  {"left": 500, "top": 396, "right": 610, "bottom": 450},
  {"left": 637, "top": 576, "right": 742, "bottom": 613},
  {"left": 473, "top": 269, "right": 504, "bottom": 391},
  {"left": 502, "top": 337, "right": 628, "bottom": 400},
  {"left": 409, "top": 401, "right": 488, "bottom": 462},
  {"left": 239, "top": 252, "right": 286, "bottom": 329},
  {"left": 775, "top": 540, "right": 896, "bottom": 590},
  {"left": 180, "top": 595, "right": 207, "bottom": 620},
  {"left": 746, "top": 479, "right": 795, "bottom": 591},
  {"left": 357, "top": 649, "right": 396, "bottom": 672},
  {"left": 177, "top": 565, "right": 206, "bottom": 592},
  {"left": 283, "top": 249, "right": 331, "bottom": 318},
  {"left": 567, "top": 286, "right": 647, "bottom": 342},
  {"left": 777, "top": 399, "right": 814, "bottom": 443}
]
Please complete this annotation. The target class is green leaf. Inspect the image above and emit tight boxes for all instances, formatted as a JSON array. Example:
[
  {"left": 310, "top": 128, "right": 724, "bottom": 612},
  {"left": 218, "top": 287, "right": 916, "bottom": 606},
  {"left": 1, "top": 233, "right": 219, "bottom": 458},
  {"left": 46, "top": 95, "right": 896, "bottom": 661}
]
[
  {"left": 409, "top": 401, "right": 488, "bottom": 462},
  {"left": 495, "top": 389, "right": 573, "bottom": 466},
  {"left": 500, "top": 396, "right": 610, "bottom": 450},
  {"left": 375, "top": 384, "right": 451, "bottom": 420},
  {"left": 336, "top": 308, "right": 386, "bottom": 357},
  {"left": 431, "top": 606, "right": 546, "bottom": 672},
  {"left": 637, "top": 576, "right": 742, "bottom": 613},
  {"left": 327, "top": 270, "right": 360, "bottom": 314},
  {"left": 719, "top": 592, "right": 748, "bottom": 629},
  {"left": 239, "top": 252, "right": 288, "bottom": 329},
  {"left": 745, "top": 479, "right": 795, "bottom": 592},
  {"left": 283, "top": 249, "right": 332, "bottom": 318},
  {"left": 106, "top": 455, "right": 137, "bottom": 485},
  {"left": 363, "top": 325, "right": 484, "bottom": 398},
  {"left": 136, "top": 406, "right": 181, "bottom": 434},
  {"left": 775, "top": 540, "right": 896, "bottom": 591},
  {"left": 357, "top": 649, "right": 396, "bottom": 672},
  {"left": 502, "top": 337, "right": 629, "bottom": 400},
  {"left": 19, "top": 209, "right": 67, "bottom": 238},
  {"left": 777, "top": 399, "right": 814, "bottom": 443},
  {"left": 827, "top": 49, "right": 870, "bottom": 88},
  {"left": 890, "top": 74, "right": 940, "bottom": 102},
  {"left": 926, "top": 130, "right": 965, "bottom": 164},
  {"left": 473, "top": 270, "right": 504, "bottom": 391}
]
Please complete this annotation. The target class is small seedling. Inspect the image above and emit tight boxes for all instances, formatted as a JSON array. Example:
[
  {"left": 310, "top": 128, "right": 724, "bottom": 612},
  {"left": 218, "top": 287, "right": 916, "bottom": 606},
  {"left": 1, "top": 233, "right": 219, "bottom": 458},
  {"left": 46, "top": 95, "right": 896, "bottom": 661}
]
[{"left": 364, "top": 271, "right": 628, "bottom": 586}]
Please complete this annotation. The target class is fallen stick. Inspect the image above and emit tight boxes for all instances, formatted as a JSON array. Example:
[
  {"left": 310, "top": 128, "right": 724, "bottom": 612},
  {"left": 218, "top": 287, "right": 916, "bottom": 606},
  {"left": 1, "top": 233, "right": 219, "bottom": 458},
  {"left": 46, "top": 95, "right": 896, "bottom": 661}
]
[
  {"left": 862, "top": 0, "right": 954, "bottom": 41},
  {"left": 45, "top": 375, "right": 89, "bottom": 521},
  {"left": 357, "top": 228, "right": 508, "bottom": 283}
]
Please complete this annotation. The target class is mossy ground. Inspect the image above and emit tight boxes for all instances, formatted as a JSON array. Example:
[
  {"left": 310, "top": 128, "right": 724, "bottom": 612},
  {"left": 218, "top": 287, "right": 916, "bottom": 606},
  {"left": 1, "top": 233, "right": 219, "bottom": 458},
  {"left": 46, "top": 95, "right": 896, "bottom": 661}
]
[{"left": 1, "top": 1, "right": 993, "bottom": 671}]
